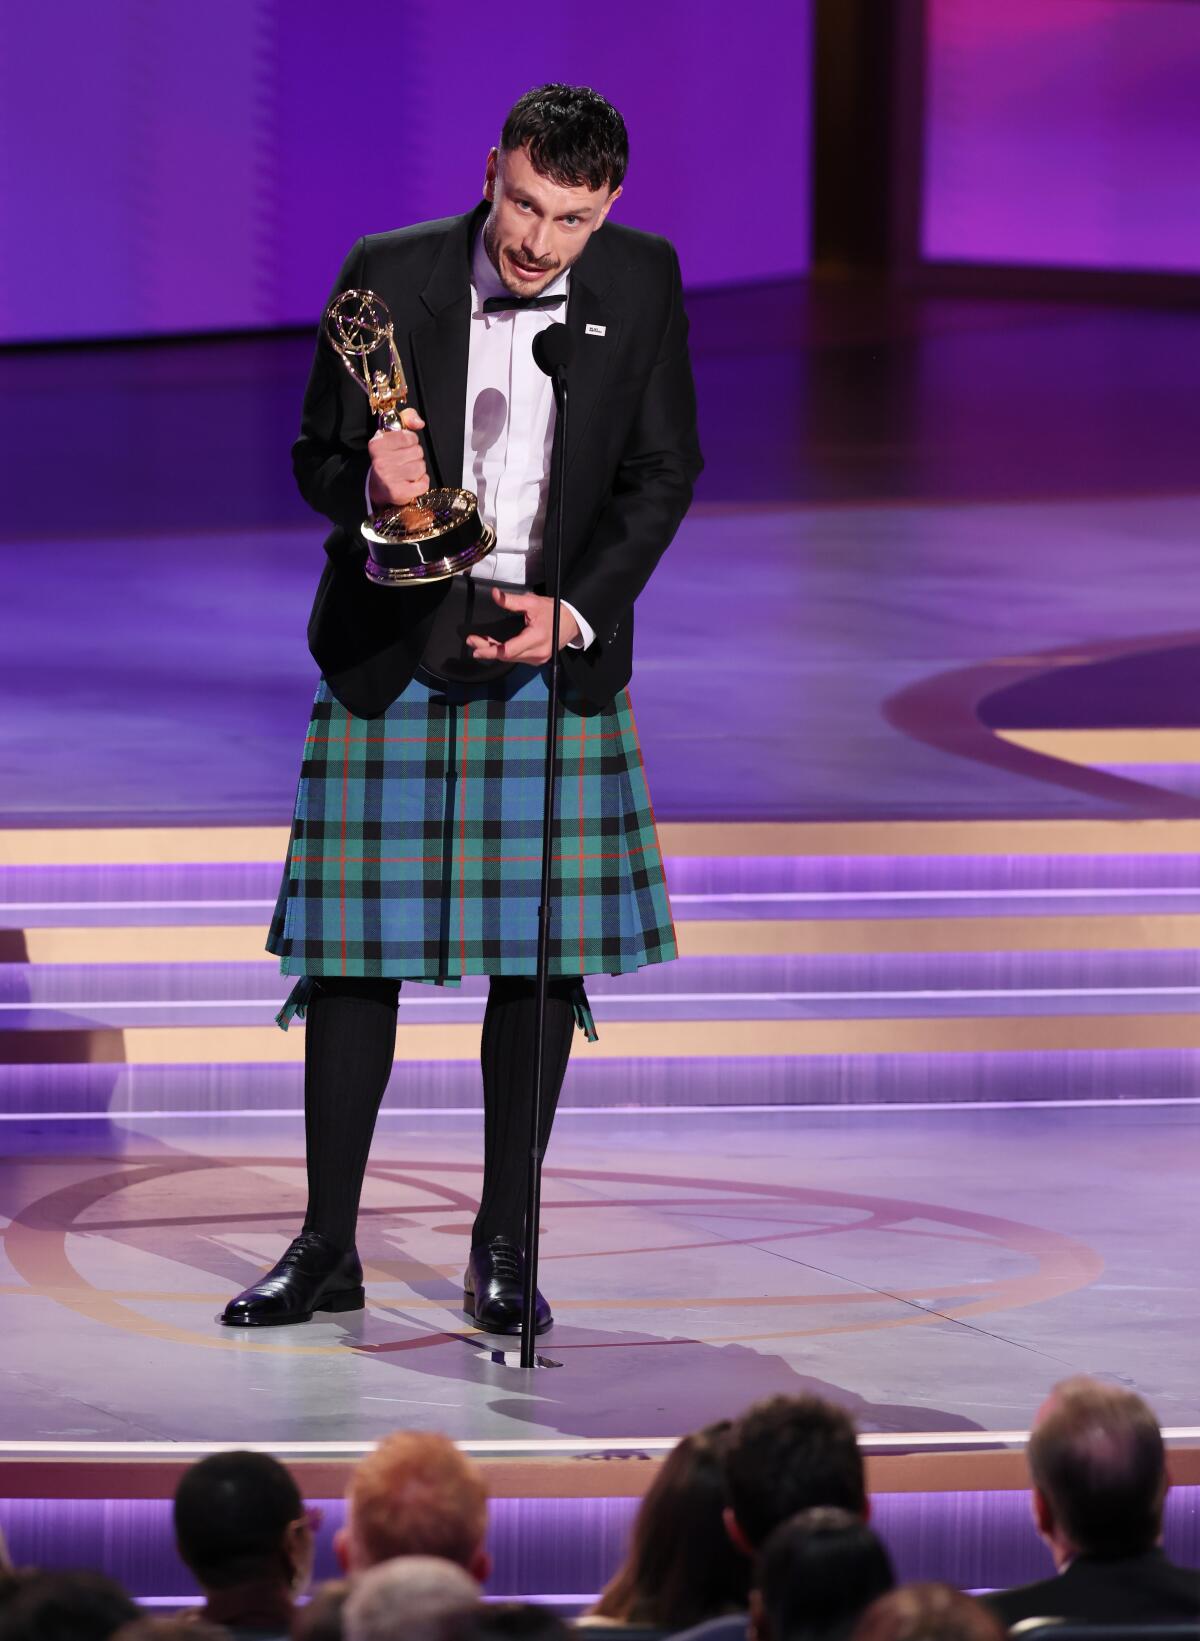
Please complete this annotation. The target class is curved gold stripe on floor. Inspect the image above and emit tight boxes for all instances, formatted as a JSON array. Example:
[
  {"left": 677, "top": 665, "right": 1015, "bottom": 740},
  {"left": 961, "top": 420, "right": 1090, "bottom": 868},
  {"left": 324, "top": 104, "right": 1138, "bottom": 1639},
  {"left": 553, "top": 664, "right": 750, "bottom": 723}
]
[
  {"left": 996, "top": 728, "right": 1200, "bottom": 763},
  {"left": 17, "top": 912, "right": 1200, "bottom": 966},
  {"left": 4, "top": 817, "right": 1200, "bottom": 865},
  {"left": 4, "top": 1013, "right": 1200, "bottom": 1065}
]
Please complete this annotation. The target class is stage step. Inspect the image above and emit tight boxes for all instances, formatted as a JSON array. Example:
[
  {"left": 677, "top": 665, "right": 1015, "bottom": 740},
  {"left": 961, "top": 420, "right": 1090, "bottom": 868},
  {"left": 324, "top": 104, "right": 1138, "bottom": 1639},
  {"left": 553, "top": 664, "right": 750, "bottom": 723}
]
[
  {"left": 5, "top": 1013, "right": 1200, "bottom": 1066},
  {"left": 0, "top": 832, "right": 1196, "bottom": 1095},
  {"left": 3, "top": 1045, "right": 1197, "bottom": 1117},
  {"left": 1, "top": 952, "right": 1197, "bottom": 1024},
  {"left": 3, "top": 951, "right": 1198, "bottom": 1025},
  {"left": 6, "top": 910, "right": 1200, "bottom": 964},
  {"left": 4, "top": 818, "right": 1200, "bottom": 866},
  {"left": 4, "top": 853, "right": 1200, "bottom": 929}
]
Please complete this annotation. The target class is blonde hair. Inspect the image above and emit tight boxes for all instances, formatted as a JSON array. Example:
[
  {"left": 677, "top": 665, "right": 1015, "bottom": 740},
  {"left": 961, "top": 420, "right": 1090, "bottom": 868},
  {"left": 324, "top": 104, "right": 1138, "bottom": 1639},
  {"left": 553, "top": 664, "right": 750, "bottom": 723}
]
[{"left": 346, "top": 1434, "right": 488, "bottom": 1570}]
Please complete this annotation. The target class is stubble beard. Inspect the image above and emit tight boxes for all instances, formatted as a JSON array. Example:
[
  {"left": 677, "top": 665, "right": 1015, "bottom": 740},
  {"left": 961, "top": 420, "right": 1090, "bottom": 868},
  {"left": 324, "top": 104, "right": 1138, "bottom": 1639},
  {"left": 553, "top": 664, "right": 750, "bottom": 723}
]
[{"left": 483, "top": 215, "right": 562, "bottom": 298}]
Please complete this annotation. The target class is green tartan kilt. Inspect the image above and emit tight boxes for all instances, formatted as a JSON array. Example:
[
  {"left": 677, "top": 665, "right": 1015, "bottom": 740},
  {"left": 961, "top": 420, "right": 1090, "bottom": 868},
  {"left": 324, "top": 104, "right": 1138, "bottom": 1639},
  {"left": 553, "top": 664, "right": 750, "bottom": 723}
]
[{"left": 266, "top": 665, "right": 677, "bottom": 982}]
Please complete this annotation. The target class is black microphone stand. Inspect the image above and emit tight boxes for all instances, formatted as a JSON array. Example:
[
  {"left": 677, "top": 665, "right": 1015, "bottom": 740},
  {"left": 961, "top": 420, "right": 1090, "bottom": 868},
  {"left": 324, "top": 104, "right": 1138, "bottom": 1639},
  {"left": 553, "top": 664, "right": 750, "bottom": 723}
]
[{"left": 519, "top": 351, "right": 568, "bottom": 1371}]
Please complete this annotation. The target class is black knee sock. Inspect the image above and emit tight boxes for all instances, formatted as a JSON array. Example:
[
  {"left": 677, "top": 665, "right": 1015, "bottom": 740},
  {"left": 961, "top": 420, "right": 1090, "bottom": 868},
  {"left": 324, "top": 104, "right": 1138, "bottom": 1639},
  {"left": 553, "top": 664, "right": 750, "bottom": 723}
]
[
  {"left": 472, "top": 976, "right": 580, "bottom": 1247},
  {"left": 302, "top": 976, "right": 400, "bottom": 1251}
]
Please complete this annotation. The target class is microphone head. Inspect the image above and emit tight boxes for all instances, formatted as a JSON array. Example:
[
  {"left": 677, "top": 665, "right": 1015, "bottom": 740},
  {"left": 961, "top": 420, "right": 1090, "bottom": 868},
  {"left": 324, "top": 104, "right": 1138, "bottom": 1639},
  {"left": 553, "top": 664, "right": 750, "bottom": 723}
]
[{"left": 532, "top": 323, "right": 574, "bottom": 378}]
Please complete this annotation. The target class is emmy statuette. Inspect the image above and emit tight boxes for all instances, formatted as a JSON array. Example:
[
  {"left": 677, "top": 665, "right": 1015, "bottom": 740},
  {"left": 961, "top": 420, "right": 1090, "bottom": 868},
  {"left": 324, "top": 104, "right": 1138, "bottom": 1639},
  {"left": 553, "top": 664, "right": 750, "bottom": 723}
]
[{"left": 324, "top": 289, "right": 495, "bottom": 586}]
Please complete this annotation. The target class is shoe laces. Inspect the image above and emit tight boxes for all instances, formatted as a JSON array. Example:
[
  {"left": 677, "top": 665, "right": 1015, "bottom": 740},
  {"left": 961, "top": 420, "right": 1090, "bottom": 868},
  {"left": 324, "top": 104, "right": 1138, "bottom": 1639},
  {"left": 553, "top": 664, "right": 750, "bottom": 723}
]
[
  {"left": 488, "top": 1239, "right": 522, "bottom": 1280},
  {"left": 280, "top": 1231, "right": 336, "bottom": 1266}
]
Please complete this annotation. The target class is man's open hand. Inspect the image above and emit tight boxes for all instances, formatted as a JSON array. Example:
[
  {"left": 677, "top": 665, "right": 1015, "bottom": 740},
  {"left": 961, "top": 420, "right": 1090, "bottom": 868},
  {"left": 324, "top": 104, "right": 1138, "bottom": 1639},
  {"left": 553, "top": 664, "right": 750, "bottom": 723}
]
[
  {"left": 466, "top": 587, "right": 580, "bottom": 665},
  {"left": 367, "top": 408, "right": 428, "bottom": 508}
]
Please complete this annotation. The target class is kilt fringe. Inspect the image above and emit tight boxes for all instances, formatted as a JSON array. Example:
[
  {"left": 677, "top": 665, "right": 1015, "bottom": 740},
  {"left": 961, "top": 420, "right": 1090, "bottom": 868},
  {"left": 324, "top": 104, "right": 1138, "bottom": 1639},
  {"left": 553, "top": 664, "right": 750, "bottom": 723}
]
[
  {"left": 267, "top": 668, "right": 676, "bottom": 988},
  {"left": 276, "top": 975, "right": 316, "bottom": 1030},
  {"left": 570, "top": 984, "right": 599, "bottom": 1043},
  {"left": 275, "top": 971, "right": 599, "bottom": 1042}
]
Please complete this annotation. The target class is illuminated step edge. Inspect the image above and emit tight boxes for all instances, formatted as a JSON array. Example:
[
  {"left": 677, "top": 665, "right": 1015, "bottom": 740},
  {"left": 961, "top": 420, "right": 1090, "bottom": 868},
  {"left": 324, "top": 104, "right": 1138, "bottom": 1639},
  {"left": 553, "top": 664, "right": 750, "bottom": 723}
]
[
  {"left": 3, "top": 1013, "right": 1200, "bottom": 1065},
  {"left": 6, "top": 913, "right": 1200, "bottom": 966},
  {"left": 4, "top": 817, "right": 1200, "bottom": 866},
  {"left": 996, "top": 728, "right": 1200, "bottom": 764}
]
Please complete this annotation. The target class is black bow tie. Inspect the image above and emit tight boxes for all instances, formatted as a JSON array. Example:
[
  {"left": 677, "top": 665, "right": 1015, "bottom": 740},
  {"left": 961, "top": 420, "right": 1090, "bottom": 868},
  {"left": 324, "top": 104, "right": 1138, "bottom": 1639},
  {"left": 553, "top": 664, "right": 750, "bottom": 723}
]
[{"left": 481, "top": 293, "right": 566, "bottom": 314}]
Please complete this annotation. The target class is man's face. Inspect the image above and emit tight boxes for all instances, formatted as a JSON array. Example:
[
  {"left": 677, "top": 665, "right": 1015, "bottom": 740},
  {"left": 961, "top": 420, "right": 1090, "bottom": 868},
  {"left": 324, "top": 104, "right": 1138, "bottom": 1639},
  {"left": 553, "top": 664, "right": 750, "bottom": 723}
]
[{"left": 482, "top": 143, "right": 621, "bottom": 297}]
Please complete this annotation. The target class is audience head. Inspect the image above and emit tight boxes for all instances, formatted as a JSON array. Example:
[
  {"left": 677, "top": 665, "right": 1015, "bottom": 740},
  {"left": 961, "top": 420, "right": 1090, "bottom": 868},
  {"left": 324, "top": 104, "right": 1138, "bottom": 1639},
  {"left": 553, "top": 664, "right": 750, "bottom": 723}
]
[
  {"left": 173, "top": 1450, "right": 313, "bottom": 1596},
  {"left": 294, "top": 1580, "right": 351, "bottom": 1641},
  {"left": 1027, "top": 1375, "right": 1167, "bottom": 1563},
  {"left": 337, "top": 1433, "right": 490, "bottom": 1581},
  {"left": 343, "top": 1558, "right": 479, "bottom": 1641},
  {"left": 0, "top": 1571, "right": 138, "bottom": 1641},
  {"left": 112, "top": 1621, "right": 227, "bottom": 1641},
  {"left": 592, "top": 1421, "right": 750, "bottom": 1629},
  {"left": 723, "top": 1396, "right": 867, "bottom": 1554},
  {"left": 436, "top": 1604, "right": 568, "bottom": 1641},
  {"left": 753, "top": 1508, "right": 895, "bottom": 1641},
  {"left": 851, "top": 1585, "right": 1004, "bottom": 1641}
]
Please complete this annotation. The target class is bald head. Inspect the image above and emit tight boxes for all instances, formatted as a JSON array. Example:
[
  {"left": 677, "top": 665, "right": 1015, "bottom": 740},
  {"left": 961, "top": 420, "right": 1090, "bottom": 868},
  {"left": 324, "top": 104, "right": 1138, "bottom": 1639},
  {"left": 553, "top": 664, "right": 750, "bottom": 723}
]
[{"left": 1028, "top": 1377, "right": 1166, "bottom": 1558}]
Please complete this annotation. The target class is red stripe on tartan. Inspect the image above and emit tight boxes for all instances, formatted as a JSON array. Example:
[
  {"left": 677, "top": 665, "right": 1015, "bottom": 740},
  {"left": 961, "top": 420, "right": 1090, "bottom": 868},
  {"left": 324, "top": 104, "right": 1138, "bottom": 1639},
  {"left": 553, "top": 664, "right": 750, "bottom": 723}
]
[{"left": 340, "top": 711, "right": 351, "bottom": 971}]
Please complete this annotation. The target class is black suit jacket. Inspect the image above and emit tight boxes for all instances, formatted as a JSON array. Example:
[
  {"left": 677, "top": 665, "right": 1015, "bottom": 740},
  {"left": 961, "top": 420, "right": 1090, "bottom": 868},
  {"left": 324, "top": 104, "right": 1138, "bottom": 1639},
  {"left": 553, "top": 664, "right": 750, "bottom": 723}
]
[
  {"left": 293, "top": 203, "right": 703, "bottom": 718},
  {"left": 988, "top": 1550, "right": 1200, "bottom": 1628}
]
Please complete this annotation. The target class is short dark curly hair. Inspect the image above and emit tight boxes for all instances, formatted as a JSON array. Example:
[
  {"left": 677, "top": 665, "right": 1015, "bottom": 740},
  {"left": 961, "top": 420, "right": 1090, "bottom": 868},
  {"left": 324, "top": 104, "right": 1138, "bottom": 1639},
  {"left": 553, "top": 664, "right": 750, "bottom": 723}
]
[
  {"left": 0, "top": 1571, "right": 138, "bottom": 1641},
  {"left": 173, "top": 1450, "right": 303, "bottom": 1588},
  {"left": 500, "top": 84, "right": 628, "bottom": 193},
  {"left": 722, "top": 1396, "right": 866, "bottom": 1549}
]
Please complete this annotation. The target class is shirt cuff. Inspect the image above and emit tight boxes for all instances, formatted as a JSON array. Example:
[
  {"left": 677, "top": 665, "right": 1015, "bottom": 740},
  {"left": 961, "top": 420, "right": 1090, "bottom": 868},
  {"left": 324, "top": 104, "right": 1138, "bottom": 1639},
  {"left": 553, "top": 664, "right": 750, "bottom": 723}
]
[{"left": 562, "top": 600, "right": 595, "bottom": 651}]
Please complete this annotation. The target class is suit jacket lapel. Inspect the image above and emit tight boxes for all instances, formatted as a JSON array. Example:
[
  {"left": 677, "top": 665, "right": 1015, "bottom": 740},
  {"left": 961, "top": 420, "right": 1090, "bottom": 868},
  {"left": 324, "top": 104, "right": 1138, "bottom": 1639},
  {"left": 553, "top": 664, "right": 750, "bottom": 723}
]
[
  {"left": 564, "top": 248, "right": 620, "bottom": 477},
  {"left": 408, "top": 205, "right": 485, "bottom": 491}
]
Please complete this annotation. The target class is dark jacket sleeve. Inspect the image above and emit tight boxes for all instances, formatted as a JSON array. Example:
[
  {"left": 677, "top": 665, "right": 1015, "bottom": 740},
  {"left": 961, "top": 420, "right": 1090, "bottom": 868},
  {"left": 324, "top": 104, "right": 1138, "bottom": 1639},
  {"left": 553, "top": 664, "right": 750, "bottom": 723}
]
[
  {"left": 291, "top": 237, "right": 375, "bottom": 544},
  {"left": 562, "top": 245, "right": 703, "bottom": 640}
]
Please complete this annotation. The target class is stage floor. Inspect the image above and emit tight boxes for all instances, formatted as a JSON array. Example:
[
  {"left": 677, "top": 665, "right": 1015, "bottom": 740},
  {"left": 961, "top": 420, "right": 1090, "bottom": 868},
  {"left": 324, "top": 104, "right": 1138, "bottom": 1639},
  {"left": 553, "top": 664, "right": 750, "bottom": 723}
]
[{"left": 3, "top": 1101, "right": 1197, "bottom": 1447}]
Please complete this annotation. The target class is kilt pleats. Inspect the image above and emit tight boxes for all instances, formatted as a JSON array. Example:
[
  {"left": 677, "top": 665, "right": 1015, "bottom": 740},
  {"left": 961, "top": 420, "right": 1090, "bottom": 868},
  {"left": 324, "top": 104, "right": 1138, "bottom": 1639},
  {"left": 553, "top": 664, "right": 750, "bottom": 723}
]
[{"left": 266, "top": 667, "right": 677, "bottom": 982}]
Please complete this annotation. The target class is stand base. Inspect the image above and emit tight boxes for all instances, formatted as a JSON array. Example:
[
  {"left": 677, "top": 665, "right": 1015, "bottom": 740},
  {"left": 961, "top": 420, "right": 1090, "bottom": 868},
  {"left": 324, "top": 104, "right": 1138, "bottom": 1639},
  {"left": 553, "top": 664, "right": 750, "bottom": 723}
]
[{"left": 474, "top": 1346, "right": 563, "bottom": 1370}]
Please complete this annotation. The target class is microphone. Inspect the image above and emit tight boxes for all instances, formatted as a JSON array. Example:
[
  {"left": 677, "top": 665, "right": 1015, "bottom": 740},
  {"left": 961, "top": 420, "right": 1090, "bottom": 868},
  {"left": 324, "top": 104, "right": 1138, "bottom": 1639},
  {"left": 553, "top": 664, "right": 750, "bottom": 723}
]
[{"left": 531, "top": 323, "right": 573, "bottom": 386}]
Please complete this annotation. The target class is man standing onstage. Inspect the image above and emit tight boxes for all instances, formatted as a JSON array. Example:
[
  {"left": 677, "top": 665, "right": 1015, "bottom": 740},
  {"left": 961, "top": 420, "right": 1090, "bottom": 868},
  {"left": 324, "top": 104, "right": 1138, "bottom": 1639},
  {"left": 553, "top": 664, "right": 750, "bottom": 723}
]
[{"left": 222, "top": 85, "right": 702, "bottom": 1334}]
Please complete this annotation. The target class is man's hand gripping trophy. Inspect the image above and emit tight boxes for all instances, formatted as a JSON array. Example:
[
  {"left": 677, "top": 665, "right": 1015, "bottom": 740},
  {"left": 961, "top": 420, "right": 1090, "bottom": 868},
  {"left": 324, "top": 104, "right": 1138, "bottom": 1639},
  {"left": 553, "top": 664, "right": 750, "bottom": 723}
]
[{"left": 323, "top": 289, "right": 493, "bottom": 584}]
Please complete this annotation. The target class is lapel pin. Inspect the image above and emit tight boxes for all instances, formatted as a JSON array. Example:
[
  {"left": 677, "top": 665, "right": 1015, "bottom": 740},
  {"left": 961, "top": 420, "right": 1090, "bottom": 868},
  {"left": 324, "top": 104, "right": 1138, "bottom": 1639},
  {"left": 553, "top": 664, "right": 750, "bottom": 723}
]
[{"left": 585, "top": 323, "right": 606, "bottom": 337}]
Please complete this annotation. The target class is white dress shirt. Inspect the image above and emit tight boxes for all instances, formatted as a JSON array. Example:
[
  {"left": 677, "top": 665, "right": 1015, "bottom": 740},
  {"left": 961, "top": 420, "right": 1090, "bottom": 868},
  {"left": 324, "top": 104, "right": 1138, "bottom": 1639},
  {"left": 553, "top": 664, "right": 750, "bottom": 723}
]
[
  {"left": 463, "top": 234, "right": 593, "bottom": 649},
  {"left": 366, "top": 233, "right": 594, "bottom": 652}
]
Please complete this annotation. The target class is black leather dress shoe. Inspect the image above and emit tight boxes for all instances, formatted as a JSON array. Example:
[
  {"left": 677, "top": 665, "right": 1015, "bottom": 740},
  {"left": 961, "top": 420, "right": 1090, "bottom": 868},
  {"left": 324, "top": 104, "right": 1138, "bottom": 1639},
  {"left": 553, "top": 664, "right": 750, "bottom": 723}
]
[
  {"left": 221, "top": 1230, "right": 364, "bottom": 1327},
  {"left": 463, "top": 1235, "right": 552, "bottom": 1335}
]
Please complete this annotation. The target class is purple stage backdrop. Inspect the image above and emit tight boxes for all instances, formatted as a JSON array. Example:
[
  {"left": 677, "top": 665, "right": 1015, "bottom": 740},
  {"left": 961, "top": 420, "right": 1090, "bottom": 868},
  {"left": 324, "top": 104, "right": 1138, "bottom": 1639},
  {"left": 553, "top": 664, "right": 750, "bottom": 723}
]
[
  {"left": 0, "top": 1, "right": 811, "bottom": 344},
  {"left": 923, "top": 0, "right": 1200, "bottom": 272}
]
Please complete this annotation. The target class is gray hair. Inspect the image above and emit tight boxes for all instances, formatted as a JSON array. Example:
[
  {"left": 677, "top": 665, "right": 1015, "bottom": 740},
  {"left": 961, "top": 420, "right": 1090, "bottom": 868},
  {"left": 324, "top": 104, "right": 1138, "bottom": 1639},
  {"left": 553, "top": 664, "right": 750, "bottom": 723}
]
[{"left": 344, "top": 1557, "right": 480, "bottom": 1641}]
